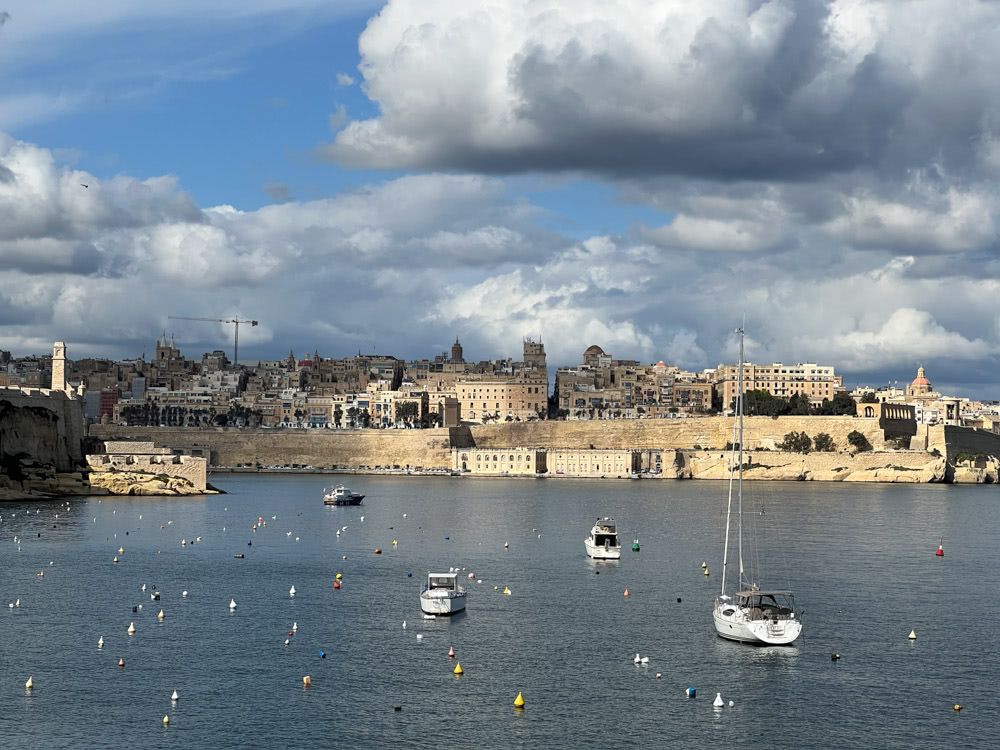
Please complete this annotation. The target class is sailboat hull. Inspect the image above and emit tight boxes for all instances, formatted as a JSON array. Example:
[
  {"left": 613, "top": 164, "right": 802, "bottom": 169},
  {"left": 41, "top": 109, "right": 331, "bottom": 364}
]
[{"left": 713, "top": 602, "right": 802, "bottom": 645}]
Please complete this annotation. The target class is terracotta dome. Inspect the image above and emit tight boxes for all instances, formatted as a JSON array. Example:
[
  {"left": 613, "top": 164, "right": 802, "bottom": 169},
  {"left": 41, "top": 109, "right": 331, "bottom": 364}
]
[
  {"left": 583, "top": 344, "right": 605, "bottom": 357},
  {"left": 911, "top": 366, "right": 931, "bottom": 387}
]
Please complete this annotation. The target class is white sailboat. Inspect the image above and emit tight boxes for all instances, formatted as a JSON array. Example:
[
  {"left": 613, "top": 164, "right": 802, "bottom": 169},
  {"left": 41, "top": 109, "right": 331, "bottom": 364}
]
[{"left": 712, "top": 326, "right": 802, "bottom": 646}]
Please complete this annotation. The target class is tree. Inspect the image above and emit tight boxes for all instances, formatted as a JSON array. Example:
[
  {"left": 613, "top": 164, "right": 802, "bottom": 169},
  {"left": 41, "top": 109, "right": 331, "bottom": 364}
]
[
  {"left": 778, "top": 431, "right": 812, "bottom": 453},
  {"left": 346, "top": 407, "right": 358, "bottom": 428},
  {"left": 861, "top": 392, "right": 879, "bottom": 404},
  {"left": 333, "top": 405, "right": 343, "bottom": 429},
  {"left": 813, "top": 433, "right": 835, "bottom": 452},
  {"left": 815, "top": 391, "right": 858, "bottom": 416},
  {"left": 847, "top": 430, "right": 872, "bottom": 452},
  {"left": 396, "top": 401, "right": 419, "bottom": 426},
  {"left": 788, "top": 392, "right": 811, "bottom": 415}
]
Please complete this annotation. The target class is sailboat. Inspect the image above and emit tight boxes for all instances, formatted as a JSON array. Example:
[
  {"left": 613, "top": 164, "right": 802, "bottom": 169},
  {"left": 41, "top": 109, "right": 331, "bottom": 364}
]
[{"left": 712, "top": 326, "right": 802, "bottom": 645}]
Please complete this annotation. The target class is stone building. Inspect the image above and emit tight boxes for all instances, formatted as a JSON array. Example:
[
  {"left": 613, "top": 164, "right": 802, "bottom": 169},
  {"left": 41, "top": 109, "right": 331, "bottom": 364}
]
[
  {"left": 715, "top": 362, "right": 843, "bottom": 408},
  {"left": 546, "top": 448, "right": 639, "bottom": 478},
  {"left": 452, "top": 447, "right": 546, "bottom": 475}
]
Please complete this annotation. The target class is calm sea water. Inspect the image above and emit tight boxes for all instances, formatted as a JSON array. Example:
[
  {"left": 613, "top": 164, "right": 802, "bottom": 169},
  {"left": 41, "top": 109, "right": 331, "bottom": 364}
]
[{"left": 0, "top": 475, "right": 997, "bottom": 749}]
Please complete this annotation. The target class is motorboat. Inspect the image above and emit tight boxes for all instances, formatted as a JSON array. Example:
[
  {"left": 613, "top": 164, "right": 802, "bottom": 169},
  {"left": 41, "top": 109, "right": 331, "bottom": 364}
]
[
  {"left": 584, "top": 517, "right": 621, "bottom": 560},
  {"left": 323, "top": 486, "right": 365, "bottom": 506},
  {"left": 419, "top": 572, "right": 467, "bottom": 615},
  {"left": 713, "top": 325, "right": 802, "bottom": 645}
]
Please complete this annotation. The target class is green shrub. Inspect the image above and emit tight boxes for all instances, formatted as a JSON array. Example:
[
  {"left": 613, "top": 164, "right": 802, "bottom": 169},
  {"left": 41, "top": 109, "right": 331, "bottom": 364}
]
[{"left": 847, "top": 430, "right": 872, "bottom": 452}]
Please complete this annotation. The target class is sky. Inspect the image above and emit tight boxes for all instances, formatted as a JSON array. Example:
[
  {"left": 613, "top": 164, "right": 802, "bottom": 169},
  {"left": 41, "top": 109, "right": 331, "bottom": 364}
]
[{"left": 1, "top": 0, "right": 999, "bottom": 397}]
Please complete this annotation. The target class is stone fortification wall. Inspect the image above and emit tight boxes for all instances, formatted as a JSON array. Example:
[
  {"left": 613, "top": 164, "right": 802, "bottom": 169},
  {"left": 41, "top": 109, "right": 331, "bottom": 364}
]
[
  {"left": 90, "top": 426, "right": 455, "bottom": 470},
  {"left": 1, "top": 387, "right": 86, "bottom": 471},
  {"left": 87, "top": 453, "right": 208, "bottom": 490},
  {"left": 673, "top": 449, "right": 946, "bottom": 483},
  {"left": 469, "top": 416, "right": 887, "bottom": 453}
]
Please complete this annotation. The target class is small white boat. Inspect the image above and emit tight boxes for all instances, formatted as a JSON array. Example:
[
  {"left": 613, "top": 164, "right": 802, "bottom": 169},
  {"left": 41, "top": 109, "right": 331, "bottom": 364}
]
[
  {"left": 323, "top": 486, "right": 365, "bottom": 506},
  {"left": 419, "top": 573, "right": 467, "bottom": 616},
  {"left": 585, "top": 517, "right": 621, "bottom": 560}
]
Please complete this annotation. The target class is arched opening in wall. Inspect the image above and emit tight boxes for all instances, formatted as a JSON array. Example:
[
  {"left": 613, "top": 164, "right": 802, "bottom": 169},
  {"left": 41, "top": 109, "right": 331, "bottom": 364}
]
[{"left": 864, "top": 406, "right": 875, "bottom": 418}]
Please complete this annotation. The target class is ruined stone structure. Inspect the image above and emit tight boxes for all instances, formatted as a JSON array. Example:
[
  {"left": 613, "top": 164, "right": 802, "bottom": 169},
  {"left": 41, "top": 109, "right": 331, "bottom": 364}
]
[{"left": 87, "top": 441, "right": 209, "bottom": 493}]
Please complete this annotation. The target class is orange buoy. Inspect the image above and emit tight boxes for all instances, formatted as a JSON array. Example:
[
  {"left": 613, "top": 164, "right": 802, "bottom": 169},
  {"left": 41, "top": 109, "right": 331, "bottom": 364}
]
[
  {"left": 448, "top": 645, "right": 455, "bottom": 658},
  {"left": 623, "top": 587, "right": 630, "bottom": 598},
  {"left": 333, "top": 580, "right": 341, "bottom": 590}
]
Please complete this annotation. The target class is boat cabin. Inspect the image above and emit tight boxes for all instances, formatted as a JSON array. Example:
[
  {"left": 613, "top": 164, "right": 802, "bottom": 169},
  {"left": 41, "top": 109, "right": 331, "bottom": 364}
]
[
  {"left": 425, "top": 573, "right": 459, "bottom": 593},
  {"left": 592, "top": 517, "right": 618, "bottom": 546},
  {"left": 734, "top": 590, "right": 796, "bottom": 620}
]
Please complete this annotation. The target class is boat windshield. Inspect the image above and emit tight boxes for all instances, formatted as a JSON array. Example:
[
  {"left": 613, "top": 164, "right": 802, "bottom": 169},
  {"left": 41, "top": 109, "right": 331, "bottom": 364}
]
[
  {"left": 428, "top": 576, "right": 456, "bottom": 590},
  {"left": 735, "top": 591, "right": 795, "bottom": 616}
]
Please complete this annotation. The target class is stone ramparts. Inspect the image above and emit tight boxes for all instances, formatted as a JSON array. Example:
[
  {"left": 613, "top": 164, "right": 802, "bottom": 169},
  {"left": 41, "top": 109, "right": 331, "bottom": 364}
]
[
  {"left": 469, "top": 416, "right": 887, "bottom": 452},
  {"left": 91, "top": 426, "right": 455, "bottom": 470}
]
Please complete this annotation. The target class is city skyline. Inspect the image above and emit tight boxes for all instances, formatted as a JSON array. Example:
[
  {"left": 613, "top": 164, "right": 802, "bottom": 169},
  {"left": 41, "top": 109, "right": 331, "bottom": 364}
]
[{"left": 2, "top": 1, "right": 999, "bottom": 398}]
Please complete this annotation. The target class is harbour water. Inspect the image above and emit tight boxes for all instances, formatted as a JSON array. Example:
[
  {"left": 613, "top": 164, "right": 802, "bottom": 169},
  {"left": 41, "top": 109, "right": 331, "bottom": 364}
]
[{"left": 1, "top": 475, "right": 997, "bottom": 748}]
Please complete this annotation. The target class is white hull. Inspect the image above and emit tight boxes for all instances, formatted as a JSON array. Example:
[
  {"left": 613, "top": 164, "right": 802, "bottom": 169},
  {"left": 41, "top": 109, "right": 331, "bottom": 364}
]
[
  {"left": 584, "top": 538, "right": 621, "bottom": 559},
  {"left": 713, "top": 600, "right": 801, "bottom": 645},
  {"left": 419, "top": 591, "right": 467, "bottom": 616}
]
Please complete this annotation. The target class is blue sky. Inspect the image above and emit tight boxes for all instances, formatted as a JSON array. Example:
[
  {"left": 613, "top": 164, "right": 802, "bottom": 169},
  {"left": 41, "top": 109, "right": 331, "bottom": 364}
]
[{"left": 1, "top": 1, "right": 999, "bottom": 397}]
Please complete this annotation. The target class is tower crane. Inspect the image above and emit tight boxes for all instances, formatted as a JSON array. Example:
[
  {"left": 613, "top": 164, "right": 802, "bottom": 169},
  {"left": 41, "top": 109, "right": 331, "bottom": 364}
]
[{"left": 167, "top": 316, "right": 258, "bottom": 366}]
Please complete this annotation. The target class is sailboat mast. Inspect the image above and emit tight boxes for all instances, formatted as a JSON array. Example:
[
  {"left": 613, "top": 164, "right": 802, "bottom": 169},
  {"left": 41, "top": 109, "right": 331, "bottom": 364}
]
[
  {"left": 736, "top": 326, "right": 745, "bottom": 589},
  {"left": 720, "top": 326, "right": 742, "bottom": 598}
]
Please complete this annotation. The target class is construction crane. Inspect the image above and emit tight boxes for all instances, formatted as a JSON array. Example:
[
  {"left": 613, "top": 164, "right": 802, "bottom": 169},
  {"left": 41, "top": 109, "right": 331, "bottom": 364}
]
[{"left": 167, "top": 316, "right": 258, "bottom": 366}]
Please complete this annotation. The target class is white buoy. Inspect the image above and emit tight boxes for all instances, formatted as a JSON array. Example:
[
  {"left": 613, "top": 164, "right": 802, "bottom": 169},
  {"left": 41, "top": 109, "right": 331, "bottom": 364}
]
[
  {"left": 141, "top": 584, "right": 147, "bottom": 592},
  {"left": 633, "top": 653, "right": 640, "bottom": 664},
  {"left": 25, "top": 676, "right": 33, "bottom": 690},
  {"left": 162, "top": 714, "right": 170, "bottom": 726},
  {"left": 171, "top": 690, "right": 179, "bottom": 702},
  {"left": 289, "top": 586, "right": 296, "bottom": 597},
  {"left": 15, "top": 598, "right": 20, "bottom": 608},
  {"left": 182, "top": 591, "right": 188, "bottom": 598},
  {"left": 728, "top": 700, "right": 734, "bottom": 707},
  {"left": 229, "top": 598, "right": 237, "bottom": 611},
  {"left": 908, "top": 629, "right": 917, "bottom": 640},
  {"left": 284, "top": 639, "right": 290, "bottom": 646},
  {"left": 157, "top": 609, "right": 165, "bottom": 621},
  {"left": 416, "top": 634, "right": 423, "bottom": 640},
  {"left": 640, "top": 656, "right": 650, "bottom": 665},
  {"left": 292, "top": 622, "right": 298, "bottom": 632},
  {"left": 713, "top": 693, "right": 724, "bottom": 707},
  {"left": 97, "top": 636, "right": 104, "bottom": 648},
  {"left": 402, "top": 620, "right": 407, "bottom": 629}
]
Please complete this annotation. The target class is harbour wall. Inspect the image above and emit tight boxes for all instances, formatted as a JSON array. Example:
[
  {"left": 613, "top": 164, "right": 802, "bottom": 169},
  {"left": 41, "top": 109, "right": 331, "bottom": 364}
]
[{"left": 88, "top": 419, "right": 1000, "bottom": 483}]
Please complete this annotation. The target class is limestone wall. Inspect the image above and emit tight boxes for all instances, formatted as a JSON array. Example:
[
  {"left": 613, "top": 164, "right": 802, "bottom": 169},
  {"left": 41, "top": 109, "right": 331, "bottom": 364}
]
[
  {"left": 90, "top": 426, "right": 454, "bottom": 470},
  {"left": 1, "top": 387, "right": 86, "bottom": 471},
  {"left": 86, "top": 453, "right": 208, "bottom": 490},
  {"left": 469, "top": 416, "right": 887, "bottom": 452},
  {"left": 673, "top": 449, "right": 946, "bottom": 483}
]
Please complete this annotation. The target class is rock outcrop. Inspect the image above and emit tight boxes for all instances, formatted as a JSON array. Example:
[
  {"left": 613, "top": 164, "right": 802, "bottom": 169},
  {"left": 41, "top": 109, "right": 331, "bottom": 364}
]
[{"left": 87, "top": 469, "right": 218, "bottom": 496}]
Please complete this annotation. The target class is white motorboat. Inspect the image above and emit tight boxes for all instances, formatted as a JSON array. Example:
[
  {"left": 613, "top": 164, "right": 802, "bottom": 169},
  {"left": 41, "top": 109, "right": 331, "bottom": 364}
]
[
  {"left": 419, "top": 572, "right": 467, "bottom": 616},
  {"left": 323, "top": 486, "right": 364, "bottom": 506},
  {"left": 713, "top": 325, "right": 802, "bottom": 646},
  {"left": 584, "top": 517, "right": 621, "bottom": 560}
]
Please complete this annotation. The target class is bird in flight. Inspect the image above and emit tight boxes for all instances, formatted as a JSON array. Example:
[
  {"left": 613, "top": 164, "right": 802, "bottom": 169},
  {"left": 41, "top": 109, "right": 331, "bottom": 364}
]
[{"left": 80, "top": 183, "right": 89, "bottom": 188}]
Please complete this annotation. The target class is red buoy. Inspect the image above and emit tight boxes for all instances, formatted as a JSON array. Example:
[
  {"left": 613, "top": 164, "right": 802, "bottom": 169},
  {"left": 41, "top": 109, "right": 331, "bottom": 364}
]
[
  {"left": 333, "top": 580, "right": 341, "bottom": 590},
  {"left": 936, "top": 545, "right": 944, "bottom": 557}
]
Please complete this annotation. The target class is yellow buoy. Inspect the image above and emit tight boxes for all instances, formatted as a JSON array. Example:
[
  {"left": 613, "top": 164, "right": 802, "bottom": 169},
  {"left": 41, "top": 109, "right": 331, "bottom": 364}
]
[
  {"left": 703, "top": 567, "right": 710, "bottom": 576},
  {"left": 502, "top": 586, "right": 511, "bottom": 596},
  {"left": 453, "top": 662, "right": 464, "bottom": 675},
  {"left": 953, "top": 704, "right": 962, "bottom": 712},
  {"left": 25, "top": 676, "right": 33, "bottom": 690},
  {"left": 335, "top": 572, "right": 343, "bottom": 580},
  {"left": 303, "top": 675, "right": 312, "bottom": 687},
  {"left": 513, "top": 691, "right": 525, "bottom": 708},
  {"left": 162, "top": 714, "right": 170, "bottom": 726},
  {"left": 908, "top": 629, "right": 917, "bottom": 640}
]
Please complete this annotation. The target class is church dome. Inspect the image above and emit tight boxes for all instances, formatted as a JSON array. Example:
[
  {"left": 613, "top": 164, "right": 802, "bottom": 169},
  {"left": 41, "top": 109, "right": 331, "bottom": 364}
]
[
  {"left": 583, "top": 345, "right": 605, "bottom": 357},
  {"left": 911, "top": 366, "right": 931, "bottom": 388}
]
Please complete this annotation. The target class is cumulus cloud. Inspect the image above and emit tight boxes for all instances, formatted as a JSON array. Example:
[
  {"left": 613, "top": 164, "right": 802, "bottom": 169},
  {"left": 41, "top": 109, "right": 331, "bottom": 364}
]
[{"left": 327, "top": 0, "right": 1000, "bottom": 185}]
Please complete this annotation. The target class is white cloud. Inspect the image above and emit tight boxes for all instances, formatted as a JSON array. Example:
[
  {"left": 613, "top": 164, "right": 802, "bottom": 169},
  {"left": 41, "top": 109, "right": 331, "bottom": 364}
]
[{"left": 336, "top": 72, "right": 355, "bottom": 86}]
